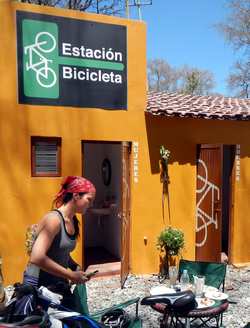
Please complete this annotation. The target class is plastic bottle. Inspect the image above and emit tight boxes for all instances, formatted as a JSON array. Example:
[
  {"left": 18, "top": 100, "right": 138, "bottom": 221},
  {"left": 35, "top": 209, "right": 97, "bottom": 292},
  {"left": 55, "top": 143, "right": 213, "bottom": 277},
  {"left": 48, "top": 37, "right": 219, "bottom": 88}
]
[{"left": 180, "top": 269, "right": 190, "bottom": 290}]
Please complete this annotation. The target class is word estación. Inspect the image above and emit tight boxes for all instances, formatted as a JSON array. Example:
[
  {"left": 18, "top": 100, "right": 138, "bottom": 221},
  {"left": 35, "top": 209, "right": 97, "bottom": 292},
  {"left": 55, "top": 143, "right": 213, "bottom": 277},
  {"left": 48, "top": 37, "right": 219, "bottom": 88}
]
[
  {"left": 62, "top": 43, "right": 123, "bottom": 62},
  {"left": 62, "top": 66, "right": 123, "bottom": 84}
]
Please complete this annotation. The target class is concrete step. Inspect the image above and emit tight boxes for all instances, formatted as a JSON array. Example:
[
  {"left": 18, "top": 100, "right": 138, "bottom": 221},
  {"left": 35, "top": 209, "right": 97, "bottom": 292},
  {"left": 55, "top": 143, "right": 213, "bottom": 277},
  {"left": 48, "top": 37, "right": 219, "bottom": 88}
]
[{"left": 86, "top": 261, "right": 121, "bottom": 279}]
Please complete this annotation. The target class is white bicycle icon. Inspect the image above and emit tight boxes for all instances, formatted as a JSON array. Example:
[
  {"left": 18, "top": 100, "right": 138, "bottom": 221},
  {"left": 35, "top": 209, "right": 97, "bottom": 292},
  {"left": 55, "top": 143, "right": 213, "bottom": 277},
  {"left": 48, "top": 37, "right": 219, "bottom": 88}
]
[
  {"left": 24, "top": 32, "right": 57, "bottom": 88},
  {"left": 196, "top": 159, "right": 220, "bottom": 247}
]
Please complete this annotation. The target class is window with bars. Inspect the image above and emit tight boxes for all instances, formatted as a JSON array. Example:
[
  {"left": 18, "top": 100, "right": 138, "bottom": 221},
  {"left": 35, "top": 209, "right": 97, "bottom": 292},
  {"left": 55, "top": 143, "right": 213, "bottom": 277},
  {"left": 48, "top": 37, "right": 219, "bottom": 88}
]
[{"left": 31, "top": 137, "right": 61, "bottom": 177}]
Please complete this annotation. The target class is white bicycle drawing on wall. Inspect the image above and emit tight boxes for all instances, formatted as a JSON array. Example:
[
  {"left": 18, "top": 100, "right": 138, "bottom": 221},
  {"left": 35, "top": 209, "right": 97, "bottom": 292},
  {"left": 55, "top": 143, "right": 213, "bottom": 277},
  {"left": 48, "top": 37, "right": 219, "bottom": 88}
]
[
  {"left": 24, "top": 31, "right": 57, "bottom": 88},
  {"left": 196, "top": 159, "right": 220, "bottom": 247}
]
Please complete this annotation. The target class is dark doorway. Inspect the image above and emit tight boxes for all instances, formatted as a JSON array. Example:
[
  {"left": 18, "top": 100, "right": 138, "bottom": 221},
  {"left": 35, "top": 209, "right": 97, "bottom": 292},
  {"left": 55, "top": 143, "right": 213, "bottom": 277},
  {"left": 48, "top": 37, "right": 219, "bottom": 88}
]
[{"left": 221, "top": 145, "right": 235, "bottom": 261}]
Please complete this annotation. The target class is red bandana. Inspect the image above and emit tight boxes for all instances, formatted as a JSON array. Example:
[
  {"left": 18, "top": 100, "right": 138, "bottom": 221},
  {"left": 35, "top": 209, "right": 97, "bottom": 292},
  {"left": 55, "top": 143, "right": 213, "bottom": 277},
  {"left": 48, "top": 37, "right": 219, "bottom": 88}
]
[{"left": 54, "top": 176, "right": 96, "bottom": 207}]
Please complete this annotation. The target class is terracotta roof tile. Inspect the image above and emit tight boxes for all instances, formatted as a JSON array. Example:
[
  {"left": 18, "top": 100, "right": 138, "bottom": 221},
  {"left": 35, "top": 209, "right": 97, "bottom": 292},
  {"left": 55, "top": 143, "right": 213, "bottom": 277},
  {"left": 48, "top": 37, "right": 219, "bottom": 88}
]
[{"left": 146, "top": 92, "right": 250, "bottom": 120}]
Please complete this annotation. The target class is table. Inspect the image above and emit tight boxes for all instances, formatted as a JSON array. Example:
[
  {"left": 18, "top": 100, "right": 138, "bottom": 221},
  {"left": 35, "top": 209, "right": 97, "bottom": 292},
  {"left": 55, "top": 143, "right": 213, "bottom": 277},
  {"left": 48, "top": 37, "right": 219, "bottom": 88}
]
[{"left": 151, "top": 298, "right": 229, "bottom": 328}]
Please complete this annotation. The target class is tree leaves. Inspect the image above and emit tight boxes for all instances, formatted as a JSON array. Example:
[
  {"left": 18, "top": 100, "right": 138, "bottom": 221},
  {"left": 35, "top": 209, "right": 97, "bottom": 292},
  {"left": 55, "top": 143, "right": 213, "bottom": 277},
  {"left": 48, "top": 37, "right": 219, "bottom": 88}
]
[
  {"left": 147, "top": 59, "right": 216, "bottom": 96},
  {"left": 217, "top": 0, "right": 250, "bottom": 98},
  {"left": 227, "top": 60, "right": 250, "bottom": 98},
  {"left": 20, "top": 0, "right": 125, "bottom": 16},
  {"left": 218, "top": 0, "right": 250, "bottom": 52}
]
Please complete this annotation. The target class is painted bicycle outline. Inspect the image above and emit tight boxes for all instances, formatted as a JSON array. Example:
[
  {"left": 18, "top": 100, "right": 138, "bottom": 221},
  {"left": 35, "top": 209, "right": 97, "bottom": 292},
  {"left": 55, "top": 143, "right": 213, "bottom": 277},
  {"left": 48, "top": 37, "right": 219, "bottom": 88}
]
[
  {"left": 24, "top": 32, "right": 57, "bottom": 88},
  {"left": 196, "top": 159, "right": 220, "bottom": 247}
]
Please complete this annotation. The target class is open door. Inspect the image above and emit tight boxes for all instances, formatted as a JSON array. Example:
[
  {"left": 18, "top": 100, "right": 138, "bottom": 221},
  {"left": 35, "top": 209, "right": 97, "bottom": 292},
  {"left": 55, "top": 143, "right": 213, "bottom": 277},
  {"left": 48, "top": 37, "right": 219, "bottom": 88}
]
[
  {"left": 120, "top": 142, "right": 131, "bottom": 288},
  {"left": 196, "top": 145, "right": 222, "bottom": 262},
  {"left": 82, "top": 141, "right": 131, "bottom": 284}
]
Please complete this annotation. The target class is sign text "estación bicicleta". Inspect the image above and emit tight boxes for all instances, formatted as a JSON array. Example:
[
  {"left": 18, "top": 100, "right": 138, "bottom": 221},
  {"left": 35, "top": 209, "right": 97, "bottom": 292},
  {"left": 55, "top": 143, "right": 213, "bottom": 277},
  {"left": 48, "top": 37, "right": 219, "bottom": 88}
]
[{"left": 62, "top": 43, "right": 123, "bottom": 83}]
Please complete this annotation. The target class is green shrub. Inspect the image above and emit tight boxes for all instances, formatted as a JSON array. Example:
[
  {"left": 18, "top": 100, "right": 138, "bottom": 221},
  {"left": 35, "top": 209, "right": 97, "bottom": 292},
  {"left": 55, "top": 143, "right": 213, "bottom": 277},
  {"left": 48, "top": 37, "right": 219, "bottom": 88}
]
[{"left": 157, "top": 226, "right": 184, "bottom": 256}]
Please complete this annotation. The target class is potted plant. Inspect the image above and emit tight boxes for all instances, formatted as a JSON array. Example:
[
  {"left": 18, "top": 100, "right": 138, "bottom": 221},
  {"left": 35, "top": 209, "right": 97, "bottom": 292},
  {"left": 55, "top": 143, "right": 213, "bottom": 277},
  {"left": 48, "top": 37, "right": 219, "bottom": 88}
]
[{"left": 157, "top": 226, "right": 185, "bottom": 279}]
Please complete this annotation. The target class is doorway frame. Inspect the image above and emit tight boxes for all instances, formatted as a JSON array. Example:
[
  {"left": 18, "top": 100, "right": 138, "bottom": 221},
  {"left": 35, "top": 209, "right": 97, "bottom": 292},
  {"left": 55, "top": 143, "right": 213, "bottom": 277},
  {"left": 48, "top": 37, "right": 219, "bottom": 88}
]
[
  {"left": 81, "top": 140, "right": 132, "bottom": 283},
  {"left": 195, "top": 144, "right": 235, "bottom": 263},
  {"left": 226, "top": 144, "right": 236, "bottom": 264}
]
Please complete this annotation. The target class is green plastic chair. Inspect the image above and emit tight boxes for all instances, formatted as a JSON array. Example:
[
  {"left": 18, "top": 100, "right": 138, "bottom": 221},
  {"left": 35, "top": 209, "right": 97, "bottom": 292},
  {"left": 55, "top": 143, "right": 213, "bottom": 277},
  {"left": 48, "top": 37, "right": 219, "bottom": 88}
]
[
  {"left": 178, "top": 259, "right": 227, "bottom": 290},
  {"left": 73, "top": 283, "right": 142, "bottom": 327}
]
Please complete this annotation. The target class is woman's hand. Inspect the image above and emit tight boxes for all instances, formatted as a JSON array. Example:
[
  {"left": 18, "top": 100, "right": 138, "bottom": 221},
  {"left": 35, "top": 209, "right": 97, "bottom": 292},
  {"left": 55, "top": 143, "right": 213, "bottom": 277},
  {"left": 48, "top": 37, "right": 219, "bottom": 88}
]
[{"left": 70, "top": 270, "right": 89, "bottom": 284}]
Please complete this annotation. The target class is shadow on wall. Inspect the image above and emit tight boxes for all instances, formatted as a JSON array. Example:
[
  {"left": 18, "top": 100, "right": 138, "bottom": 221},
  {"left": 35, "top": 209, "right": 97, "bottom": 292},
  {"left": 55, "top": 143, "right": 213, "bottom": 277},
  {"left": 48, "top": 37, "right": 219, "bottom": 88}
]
[
  {"left": 145, "top": 113, "right": 250, "bottom": 174},
  {"left": 145, "top": 115, "right": 197, "bottom": 174}
]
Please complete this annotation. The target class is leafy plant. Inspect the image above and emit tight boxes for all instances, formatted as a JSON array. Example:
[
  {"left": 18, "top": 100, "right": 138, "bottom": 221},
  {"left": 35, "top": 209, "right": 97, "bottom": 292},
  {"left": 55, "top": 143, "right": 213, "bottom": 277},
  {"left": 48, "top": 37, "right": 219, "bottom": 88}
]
[{"left": 157, "top": 226, "right": 184, "bottom": 256}]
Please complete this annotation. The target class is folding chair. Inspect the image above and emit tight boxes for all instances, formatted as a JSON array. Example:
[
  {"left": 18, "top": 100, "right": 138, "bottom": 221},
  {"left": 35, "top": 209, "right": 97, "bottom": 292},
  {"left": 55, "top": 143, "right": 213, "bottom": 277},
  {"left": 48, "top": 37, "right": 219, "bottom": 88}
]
[
  {"left": 73, "top": 283, "right": 142, "bottom": 327},
  {"left": 178, "top": 259, "right": 228, "bottom": 327},
  {"left": 178, "top": 259, "right": 227, "bottom": 290},
  {"left": 0, "top": 283, "right": 141, "bottom": 328},
  {"left": 143, "top": 260, "right": 228, "bottom": 328}
]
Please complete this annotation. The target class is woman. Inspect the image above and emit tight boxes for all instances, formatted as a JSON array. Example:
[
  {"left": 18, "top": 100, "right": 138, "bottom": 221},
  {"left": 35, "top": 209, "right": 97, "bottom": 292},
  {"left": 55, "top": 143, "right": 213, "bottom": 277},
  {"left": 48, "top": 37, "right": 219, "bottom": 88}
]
[{"left": 23, "top": 175, "right": 96, "bottom": 309}]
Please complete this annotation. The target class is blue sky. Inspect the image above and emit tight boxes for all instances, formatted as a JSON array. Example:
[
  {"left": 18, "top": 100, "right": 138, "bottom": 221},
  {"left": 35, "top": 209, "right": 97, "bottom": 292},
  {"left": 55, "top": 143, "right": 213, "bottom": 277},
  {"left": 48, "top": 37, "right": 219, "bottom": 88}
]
[{"left": 129, "top": 0, "right": 237, "bottom": 96}]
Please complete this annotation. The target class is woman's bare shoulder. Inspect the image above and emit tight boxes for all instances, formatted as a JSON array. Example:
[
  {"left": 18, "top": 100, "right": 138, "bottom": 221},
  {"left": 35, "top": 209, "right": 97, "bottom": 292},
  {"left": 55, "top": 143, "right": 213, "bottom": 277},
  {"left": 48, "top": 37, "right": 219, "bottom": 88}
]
[{"left": 38, "top": 211, "right": 61, "bottom": 232}]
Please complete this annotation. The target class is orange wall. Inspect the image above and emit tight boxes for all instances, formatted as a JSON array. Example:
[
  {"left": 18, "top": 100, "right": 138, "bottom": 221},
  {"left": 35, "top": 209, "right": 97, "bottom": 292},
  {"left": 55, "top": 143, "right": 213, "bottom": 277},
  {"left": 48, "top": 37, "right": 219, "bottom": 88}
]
[
  {"left": 131, "top": 116, "right": 250, "bottom": 273},
  {"left": 0, "top": 0, "right": 148, "bottom": 284},
  {"left": 0, "top": 1, "right": 249, "bottom": 286}
]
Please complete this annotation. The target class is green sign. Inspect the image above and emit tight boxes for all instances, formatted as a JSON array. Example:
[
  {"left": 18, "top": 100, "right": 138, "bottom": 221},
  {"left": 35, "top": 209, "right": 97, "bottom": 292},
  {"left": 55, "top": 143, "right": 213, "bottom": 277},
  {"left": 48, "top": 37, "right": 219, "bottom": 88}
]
[
  {"left": 17, "top": 11, "right": 127, "bottom": 109},
  {"left": 22, "top": 19, "right": 59, "bottom": 98}
]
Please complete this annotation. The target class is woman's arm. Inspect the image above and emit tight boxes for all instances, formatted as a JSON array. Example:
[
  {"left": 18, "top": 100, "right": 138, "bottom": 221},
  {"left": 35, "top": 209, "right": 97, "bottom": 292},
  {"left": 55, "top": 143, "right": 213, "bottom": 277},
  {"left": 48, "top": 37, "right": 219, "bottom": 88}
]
[
  {"left": 68, "top": 256, "right": 81, "bottom": 271},
  {"left": 30, "top": 212, "right": 87, "bottom": 284}
]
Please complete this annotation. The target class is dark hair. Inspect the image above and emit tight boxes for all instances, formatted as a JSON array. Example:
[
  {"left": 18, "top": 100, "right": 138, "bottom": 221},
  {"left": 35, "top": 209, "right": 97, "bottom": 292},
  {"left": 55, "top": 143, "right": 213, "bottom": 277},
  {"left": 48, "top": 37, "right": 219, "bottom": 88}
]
[{"left": 62, "top": 192, "right": 86, "bottom": 204}]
